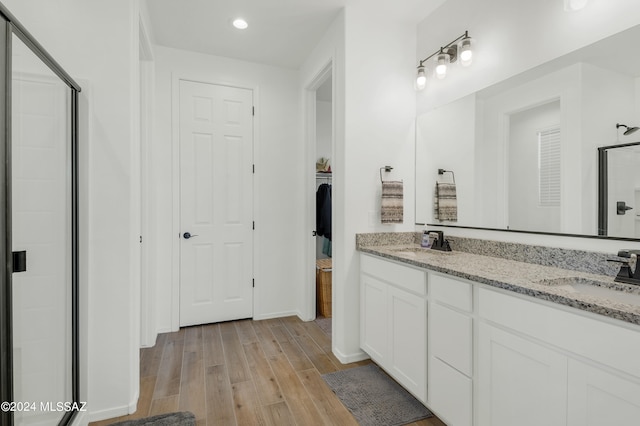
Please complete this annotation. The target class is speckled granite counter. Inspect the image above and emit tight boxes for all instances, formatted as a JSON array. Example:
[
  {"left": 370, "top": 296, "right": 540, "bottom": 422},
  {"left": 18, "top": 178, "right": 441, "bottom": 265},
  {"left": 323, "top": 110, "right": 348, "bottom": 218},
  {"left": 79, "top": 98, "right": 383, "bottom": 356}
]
[{"left": 357, "top": 242, "right": 640, "bottom": 326}]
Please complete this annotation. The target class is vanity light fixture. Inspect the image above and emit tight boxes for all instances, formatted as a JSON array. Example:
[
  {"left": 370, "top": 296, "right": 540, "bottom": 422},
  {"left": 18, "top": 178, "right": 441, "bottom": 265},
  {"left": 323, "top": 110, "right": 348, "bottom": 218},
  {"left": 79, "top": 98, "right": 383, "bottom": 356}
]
[
  {"left": 232, "top": 18, "right": 248, "bottom": 29},
  {"left": 416, "top": 31, "right": 473, "bottom": 91},
  {"left": 435, "top": 51, "right": 450, "bottom": 79},
  {"left": 564, "top": 0, "right": 588, "bottom": 11},
  {"left": 416, "top": 66, "right": 427, "bottom": 90}
]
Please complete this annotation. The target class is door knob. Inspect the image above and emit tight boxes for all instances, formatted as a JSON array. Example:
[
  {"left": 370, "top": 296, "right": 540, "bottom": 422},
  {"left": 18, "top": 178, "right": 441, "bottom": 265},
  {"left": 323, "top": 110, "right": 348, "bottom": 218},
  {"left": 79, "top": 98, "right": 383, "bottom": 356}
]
[{"left": 183, "top": 232, "right": 198, "bottom": 239}]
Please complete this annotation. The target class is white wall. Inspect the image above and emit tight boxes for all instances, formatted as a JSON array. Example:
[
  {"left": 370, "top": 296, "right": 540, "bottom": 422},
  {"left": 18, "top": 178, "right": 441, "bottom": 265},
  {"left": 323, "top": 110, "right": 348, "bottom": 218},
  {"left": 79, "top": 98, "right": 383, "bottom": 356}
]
[
  {"left": 580, "top": 63, "right": 636, "bottom": 235},
  {"left": 316, "top": 101, "right": 333, "bottom": 160},
  {"left": 416, "top": 94, "right": 475, "bottom": 226},
  {"left": 299, "top": 3, "right": 419, "bottom": 361},
  {"left": 1, "top": 0, "right": 141, "bottom": 422},
  {"left": 417, "top": 0, "right": 640, "bottom": 115},
  {"left": 336, "top": 0, "right": 418, "bottom": 361},
  {"left": 417, "top": 0, "right": 640, "bottom": 254},
  {"left": 152, "top": 46, "right": 302, "bottom": 330}
]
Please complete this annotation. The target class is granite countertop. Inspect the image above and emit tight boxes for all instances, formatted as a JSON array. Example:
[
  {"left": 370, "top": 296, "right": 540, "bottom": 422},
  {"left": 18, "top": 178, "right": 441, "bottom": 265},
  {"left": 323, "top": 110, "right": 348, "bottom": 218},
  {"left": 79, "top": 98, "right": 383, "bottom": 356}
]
[{"left": 358, "top": 244, "right": 640, "bottom": 326}]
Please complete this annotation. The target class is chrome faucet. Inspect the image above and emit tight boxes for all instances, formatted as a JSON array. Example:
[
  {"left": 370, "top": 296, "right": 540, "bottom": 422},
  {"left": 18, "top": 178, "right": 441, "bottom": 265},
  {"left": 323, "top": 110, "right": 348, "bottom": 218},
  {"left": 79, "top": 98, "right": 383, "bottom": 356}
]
[{"left": 608, "top": 250, "right": 640, "bottom": 285}]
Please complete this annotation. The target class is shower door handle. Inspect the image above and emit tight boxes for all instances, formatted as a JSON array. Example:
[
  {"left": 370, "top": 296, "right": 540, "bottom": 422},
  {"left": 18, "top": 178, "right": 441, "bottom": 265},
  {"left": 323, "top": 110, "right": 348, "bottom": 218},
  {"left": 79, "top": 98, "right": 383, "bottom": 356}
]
[
  {"left": 12, "top": 251, "right": 26, "bottom": 273},
  {"left": 617, "top": 201, "right": 633, "bottom": 215}
]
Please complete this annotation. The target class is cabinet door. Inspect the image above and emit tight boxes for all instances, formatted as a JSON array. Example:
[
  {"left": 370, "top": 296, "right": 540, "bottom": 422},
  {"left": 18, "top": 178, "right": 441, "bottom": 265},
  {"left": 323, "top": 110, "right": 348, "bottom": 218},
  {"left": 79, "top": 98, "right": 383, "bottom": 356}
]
[
  {"left": 568, "top": 360, "right": 640, "bottom": 426},
  {"left": 389, "top": 285, "right": 427, "bottom": 402},
  {"left": 430, "top": 302, "right": 473, "bottom": 377},
  {"left": 478, "top": 323, "right": 568, "bottom": 426},
  {"left": 429, "top": 356, "right": 472, "bottom": 426},
  {"left": 360, "top": 274, "right": 388, "bottom": 364}
]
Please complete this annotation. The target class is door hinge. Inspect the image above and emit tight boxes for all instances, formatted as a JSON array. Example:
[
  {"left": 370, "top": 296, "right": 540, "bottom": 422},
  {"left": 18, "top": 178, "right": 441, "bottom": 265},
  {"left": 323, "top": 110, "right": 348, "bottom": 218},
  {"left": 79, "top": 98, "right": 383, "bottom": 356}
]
[
  {"left": 252, "top": 106, "right": 255, "bottom": 116},
  {"left": 139, "top": 235, "right": 143, "bottom": 243},
  {"left": 252, "top": 221, "right": 255, "bottom": 230},
  {"left": 252, "top": 278, "right": 255, "bottom": 288},
  {"left": 253, "top": 164, "right": 255, "bottom": 174}
]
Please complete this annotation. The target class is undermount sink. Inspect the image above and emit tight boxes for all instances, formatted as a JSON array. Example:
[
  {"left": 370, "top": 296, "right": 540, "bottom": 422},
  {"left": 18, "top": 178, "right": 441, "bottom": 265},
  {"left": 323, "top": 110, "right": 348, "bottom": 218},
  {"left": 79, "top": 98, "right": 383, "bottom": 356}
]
[
  {"left": 389, "top": 247, "right": 454, "bottom": 256},
  {"left": 537, "top": 277, "right": 640, "bottom": 306}
]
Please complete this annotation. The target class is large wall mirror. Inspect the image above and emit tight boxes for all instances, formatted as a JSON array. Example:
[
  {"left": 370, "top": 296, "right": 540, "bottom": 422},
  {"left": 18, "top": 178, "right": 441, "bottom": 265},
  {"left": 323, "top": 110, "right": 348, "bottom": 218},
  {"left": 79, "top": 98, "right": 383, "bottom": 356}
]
[{"left": 416, "top": 24, "right": 640, "bottom": 239}]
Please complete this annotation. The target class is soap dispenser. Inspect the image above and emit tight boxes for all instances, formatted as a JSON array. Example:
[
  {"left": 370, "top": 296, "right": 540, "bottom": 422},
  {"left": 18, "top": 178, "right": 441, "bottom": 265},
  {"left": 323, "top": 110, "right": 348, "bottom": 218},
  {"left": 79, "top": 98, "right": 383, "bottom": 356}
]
[{"left": 421, "top": 230, "right": 431, "bottom": 248}]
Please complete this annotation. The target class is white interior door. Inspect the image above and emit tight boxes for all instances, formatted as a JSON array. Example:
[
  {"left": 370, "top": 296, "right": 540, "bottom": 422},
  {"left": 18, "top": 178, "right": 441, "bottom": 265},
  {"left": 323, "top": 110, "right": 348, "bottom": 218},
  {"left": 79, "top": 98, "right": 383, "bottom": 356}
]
[{"left": 179, "top": 80, "right": 254, "bottom": 327}]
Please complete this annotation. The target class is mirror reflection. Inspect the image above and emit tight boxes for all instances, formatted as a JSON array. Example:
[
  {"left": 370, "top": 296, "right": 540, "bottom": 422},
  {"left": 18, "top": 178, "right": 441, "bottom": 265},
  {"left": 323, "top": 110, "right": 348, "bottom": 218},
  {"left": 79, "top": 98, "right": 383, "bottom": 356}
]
[{"left": 416, "top": 24, "right": 640, "bottom": 239}]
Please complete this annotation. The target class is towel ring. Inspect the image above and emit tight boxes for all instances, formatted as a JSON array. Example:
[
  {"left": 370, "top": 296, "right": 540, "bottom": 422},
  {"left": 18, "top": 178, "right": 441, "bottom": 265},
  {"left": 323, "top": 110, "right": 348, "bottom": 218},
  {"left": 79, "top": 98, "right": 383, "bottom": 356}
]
[
  {"left": 380, "top": 166, "right": 393, "bottom": 183},
  {"left": 438, "top": 168, "right": 455, "bottom": 184}
]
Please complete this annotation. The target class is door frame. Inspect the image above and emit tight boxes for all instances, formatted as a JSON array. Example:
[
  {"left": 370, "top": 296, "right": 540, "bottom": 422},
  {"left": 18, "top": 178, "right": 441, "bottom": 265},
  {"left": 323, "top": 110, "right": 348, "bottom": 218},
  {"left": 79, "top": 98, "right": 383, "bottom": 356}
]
[
  {"left": 303, "top": 60, "right": 334, "bottom": 321},
  {"left": 138, "top": 16, "right": 155, "bottom": 348},
  {"left": 170, "top": 74, "right": 258, "bottom": 330}
]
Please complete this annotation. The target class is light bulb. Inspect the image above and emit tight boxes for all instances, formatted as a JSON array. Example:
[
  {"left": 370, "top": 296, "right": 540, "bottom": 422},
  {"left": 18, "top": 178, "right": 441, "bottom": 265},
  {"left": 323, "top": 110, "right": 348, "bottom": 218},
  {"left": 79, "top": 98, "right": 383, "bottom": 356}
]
[
  {"left": 233, "top": 18, "right": 248, "bottom": 29},
  {"left": 416, "top": 67, "right": 427, "bottom": 91},
  {"left": 564, "top": 0, "right": 588, "bottom": 11},
  {"left": 435, "top": 53, "right": 449, "bottom": 80},
  {"left": 459, "top": 37, "right": 473, "bottom": 66}
]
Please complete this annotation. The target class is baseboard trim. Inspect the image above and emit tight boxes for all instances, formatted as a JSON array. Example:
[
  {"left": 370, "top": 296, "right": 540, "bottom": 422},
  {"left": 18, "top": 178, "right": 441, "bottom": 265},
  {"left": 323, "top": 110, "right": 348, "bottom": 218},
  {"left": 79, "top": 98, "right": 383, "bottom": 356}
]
[
  {"left": 253, "top": 310, "right": 298, "bottom": 321},
  {"left": 332, "top": 347, "right": 369, "bottom": 365},
  {"left": 71, "top": 411, "right": 87, "bottom": 426},
  {"left": 86, "top": 404, "right": 132, "bottom": 424}
]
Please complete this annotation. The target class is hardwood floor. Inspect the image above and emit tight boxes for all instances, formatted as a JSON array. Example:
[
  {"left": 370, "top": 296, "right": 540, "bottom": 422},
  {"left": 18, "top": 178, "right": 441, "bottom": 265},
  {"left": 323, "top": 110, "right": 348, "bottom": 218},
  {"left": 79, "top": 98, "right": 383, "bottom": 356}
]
[{"left": 90, "top": 316, "right": 446, "bottom": 426}]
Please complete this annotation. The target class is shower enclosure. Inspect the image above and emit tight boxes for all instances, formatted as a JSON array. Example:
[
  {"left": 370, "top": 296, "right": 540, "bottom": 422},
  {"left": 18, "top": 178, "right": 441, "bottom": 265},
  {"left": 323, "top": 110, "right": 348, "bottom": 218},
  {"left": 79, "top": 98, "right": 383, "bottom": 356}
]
[
  {"left": 598, "top": 142, "right": 640, "bottom": 238},
  {"left": 0, "top": 3, "right": 81, "bottom": 426}
]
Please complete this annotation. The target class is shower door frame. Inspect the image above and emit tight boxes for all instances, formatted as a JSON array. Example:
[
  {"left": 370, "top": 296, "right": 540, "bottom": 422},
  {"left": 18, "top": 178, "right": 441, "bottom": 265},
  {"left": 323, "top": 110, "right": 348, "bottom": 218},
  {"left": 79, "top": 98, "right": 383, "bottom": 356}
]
[
  {"left": 597, "top": 141, "right": 640, "bottom": 237},
  {"left": 0, "top": 3, "right": 81, "bottom": 425}
]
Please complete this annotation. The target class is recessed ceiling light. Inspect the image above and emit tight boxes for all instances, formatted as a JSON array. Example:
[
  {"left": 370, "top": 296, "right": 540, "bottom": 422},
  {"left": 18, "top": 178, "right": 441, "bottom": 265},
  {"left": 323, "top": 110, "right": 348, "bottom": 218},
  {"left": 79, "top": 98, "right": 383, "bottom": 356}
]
[
  {"left": 564, "top": 0, "right": 588, "bottom": 11},
  {"left": 233, "top": 18, "right": 248, "bottom": 30}
]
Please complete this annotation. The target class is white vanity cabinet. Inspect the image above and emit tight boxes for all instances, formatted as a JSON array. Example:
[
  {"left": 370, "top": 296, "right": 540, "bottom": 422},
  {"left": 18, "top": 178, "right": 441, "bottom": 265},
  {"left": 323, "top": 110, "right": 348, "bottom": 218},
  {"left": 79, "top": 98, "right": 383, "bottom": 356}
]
[
  {"left": 360, "top": 254, "right": 427, "bottom": 402},
  {"left": 428, "top": 274, "right": 473, "bottom": 426},
  {"left": 478, "top": 287, "right": 640, "bottom": 426},
  {"left": 360, "top": 250, "right": 640, "bottom": 426}
]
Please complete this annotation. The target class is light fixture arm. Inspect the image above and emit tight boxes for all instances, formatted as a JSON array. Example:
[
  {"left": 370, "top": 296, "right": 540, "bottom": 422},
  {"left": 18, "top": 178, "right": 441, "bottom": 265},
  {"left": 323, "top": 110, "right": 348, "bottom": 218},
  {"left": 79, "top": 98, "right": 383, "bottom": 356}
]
[{"left": 417, "top": 31, "right": 470, "bottom": 69}]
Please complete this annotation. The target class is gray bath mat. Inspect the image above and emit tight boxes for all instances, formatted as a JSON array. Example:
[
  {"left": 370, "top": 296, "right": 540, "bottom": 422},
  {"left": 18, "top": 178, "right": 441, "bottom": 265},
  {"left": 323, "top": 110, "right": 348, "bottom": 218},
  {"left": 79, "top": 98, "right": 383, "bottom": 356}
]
[
  {"left": 110, "top": 411, "right": 195, "bottom": 426},
  {"left": 322, "top": 364, "right": 432, "bottom": 426}
]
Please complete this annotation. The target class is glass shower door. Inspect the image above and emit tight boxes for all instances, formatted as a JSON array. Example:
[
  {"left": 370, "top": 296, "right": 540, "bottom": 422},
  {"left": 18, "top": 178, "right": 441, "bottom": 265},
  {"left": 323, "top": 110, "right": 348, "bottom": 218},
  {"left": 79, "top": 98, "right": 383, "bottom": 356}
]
[{"left": 10, "top": 35, "right": 73, "bottom": 425}]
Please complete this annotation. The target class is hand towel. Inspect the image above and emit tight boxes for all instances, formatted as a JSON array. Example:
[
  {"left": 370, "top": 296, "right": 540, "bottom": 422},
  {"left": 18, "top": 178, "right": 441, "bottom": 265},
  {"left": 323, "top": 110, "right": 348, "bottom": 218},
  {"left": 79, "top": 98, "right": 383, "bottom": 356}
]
[
  {"left": 381, "top": 181, "right": 403, "bottom": 224},
  {"left": 434, "top": 182, "right": 457, "bottom": 222}
]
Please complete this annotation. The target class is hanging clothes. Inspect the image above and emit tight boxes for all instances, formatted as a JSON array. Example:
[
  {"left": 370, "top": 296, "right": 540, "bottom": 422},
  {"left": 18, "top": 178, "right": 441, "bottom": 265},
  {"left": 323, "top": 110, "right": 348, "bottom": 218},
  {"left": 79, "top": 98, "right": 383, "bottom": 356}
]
[{"left": 316, "top": 183, "right": 332, "bottom": 241}]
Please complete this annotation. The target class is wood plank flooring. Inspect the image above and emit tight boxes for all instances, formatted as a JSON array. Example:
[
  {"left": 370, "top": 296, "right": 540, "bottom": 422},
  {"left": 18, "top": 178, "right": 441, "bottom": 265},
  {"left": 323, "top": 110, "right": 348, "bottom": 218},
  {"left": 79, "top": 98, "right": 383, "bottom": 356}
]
[{"left": 90, "top": 316, "right": 446, "bottom": 426}]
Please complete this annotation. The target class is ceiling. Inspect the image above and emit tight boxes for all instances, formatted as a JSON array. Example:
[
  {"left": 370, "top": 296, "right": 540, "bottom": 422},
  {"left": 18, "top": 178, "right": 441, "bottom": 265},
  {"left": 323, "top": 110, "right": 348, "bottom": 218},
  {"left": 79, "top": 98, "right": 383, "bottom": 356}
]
[
  {"left": 145, "top": 0, "right": 449, "bottom": 69},
  {"left": 146, "top": 0, "right": 346, "bottom": 69}
]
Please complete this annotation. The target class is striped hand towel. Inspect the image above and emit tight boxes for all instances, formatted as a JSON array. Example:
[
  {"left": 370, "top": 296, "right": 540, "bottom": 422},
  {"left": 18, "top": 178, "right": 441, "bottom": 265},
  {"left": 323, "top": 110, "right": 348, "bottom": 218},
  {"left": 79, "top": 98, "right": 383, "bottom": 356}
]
[
  {"left": 381, "top": 181, "right": 403, "bottom": 224},
  {"left": 434, "top": 182, "right": 457, "bottom": 222}
]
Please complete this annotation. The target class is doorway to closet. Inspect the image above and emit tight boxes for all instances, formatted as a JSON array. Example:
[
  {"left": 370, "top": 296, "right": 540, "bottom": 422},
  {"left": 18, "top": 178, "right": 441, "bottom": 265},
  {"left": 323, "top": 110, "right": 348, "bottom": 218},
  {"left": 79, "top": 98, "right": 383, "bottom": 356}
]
[
  {"left": 0, "top": 4, "right": 82, "bottom": 426},
  {"left": 313, "top": 72, "right": 333, "bottom": 338}
]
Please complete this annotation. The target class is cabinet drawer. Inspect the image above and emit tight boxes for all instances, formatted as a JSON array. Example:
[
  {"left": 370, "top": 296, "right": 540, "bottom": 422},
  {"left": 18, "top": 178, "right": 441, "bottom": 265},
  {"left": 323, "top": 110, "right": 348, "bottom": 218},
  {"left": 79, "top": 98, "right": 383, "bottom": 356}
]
[
  {"left": 430, "top": 302, "right": 473, "bottom": 377},
  {"left": 361, "top": 254, "right": 426, "bottom": 296},
  {"left": 430, "top": 273, "right": 473, "bottom": 312},
  {"left": 429, "top": 356, "right": 473, "bottom": 426}
]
